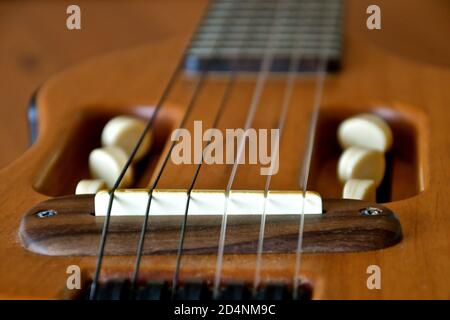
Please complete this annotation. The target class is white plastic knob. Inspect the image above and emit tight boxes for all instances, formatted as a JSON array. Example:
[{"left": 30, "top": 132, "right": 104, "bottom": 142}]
[
  {"left": 338, "top": 113, "right": 393, "bottom": 152},
  {"left": 75, "top": 179, "right": 107, "bottom": 195},
  {"left": 101, "top": 116, "right": 152, "bottom": 162},
  {"left": 342, "top": 179, "right": 376, "bottom": 201},
  {"left": 337, "top": 146, "right": 385, "bottom": 187},
  {"left": 89, "top": 146, "right": 134, "bottom": 188}
]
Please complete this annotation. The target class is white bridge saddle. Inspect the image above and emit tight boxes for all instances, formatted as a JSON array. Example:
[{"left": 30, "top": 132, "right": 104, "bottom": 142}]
[{"left": 94, "top": 189, "right": 322, "bottom": 216}]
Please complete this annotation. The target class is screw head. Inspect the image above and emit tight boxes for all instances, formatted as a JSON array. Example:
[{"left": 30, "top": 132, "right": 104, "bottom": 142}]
[
  {"left": 360, "top": 207, "right": 383, "bottom": 216},
  {"left": 36, "top": 210, "right": 57, "bottom": 218}
]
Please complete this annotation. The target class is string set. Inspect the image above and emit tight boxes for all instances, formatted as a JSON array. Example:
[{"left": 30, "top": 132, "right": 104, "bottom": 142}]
[
  {"left": 252, "top": 25, "right": 306, "bottom": 295},
  {"left": 213, "top": 0, "right": 289, "bottom": 298},
  {"left": 293, "top": 2, "right": 333, "bottom": 298},
  {"left": 89, "top": 0, "right": 335, "bottom": 300},
  {"left": 90, "top": 0, "right": 246, "bottom": 299},
  {"left": 133, "top": 0, "right": 253, "bottom": 297}
]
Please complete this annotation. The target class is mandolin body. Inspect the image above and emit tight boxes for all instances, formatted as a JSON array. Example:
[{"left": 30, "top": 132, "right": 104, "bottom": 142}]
[{"left": 0, "top": 0, "right": 449, "bottom": 299}]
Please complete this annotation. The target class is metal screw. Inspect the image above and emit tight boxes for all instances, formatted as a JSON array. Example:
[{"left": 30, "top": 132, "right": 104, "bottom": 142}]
[
  {"left": 360, "top": 207, "right": 383, "bottom": 216},
  {"left": 36, "top": 210, "right": 57, "bottom": 218}
]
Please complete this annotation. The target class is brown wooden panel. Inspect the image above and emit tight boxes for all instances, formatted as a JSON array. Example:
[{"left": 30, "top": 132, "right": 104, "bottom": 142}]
[{"left": 20, "top": 195, "right": 402, "bottom": 256}]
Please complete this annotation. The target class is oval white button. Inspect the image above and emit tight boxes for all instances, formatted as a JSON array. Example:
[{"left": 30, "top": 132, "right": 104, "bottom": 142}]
[
  {"left": 89, "top": 146, "right": 134, "bottom": 188},
  {"left": 342, "top": 179, "right": 376, "bottom": 201},
  {"left": 75, "top": 179, "right": 107, "bottom": 195},
  {"left": 101, "top": 116, "right": 152, "bottom": 162},
  {"left": 338, "top": 146, "right": 385, "bottom": 187},
  {"left": 338, "top": 113, "right": 393, "bottom": 152}
]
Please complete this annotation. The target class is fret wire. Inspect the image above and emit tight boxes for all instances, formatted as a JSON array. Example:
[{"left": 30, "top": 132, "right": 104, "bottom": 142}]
[
  {"left": 196, "top": 26, "right": 340, "bottom": 37},
  {"left": 206, "top": 11, "right": 341, "bottom": 19},
  {"left": 195, "top": 32, "right": 339, "bottom": 42},
  {"left": 188, "top": 0, "right": 342, "bottom": 73},
  {"left": 199, "top": 19, "right": 341, "bottom": 31},
  {"left": 192, "top": 41, "right": 340, "bottom": 50},
  {"left": 191, "top": 44, "right": 341, "bottom": 53}
]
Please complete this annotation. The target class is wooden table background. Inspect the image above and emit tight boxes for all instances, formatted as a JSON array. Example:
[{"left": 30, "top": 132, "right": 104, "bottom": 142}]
[{"left": 0, "top": 0, "right": 203, "bottom": 169}]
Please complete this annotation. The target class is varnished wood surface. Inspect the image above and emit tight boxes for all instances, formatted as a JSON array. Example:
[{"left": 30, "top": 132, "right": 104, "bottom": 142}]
[
  {"left": 0, "top": 0, "right": 205, "bottom": 169},
  {"left": 20, "top": 195, "right": 401, "bottom": 255},
  {"left": 0, "top": 0, "right": 449, "bottom": 300}
]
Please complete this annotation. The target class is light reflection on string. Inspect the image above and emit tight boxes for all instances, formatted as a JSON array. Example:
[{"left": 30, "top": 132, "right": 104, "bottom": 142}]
[
  {"left": 292, "top": 1, "right": 337, "bottom": 296},
  {"left": 213, "top": 0, "right": 287, "bottom": 299}
]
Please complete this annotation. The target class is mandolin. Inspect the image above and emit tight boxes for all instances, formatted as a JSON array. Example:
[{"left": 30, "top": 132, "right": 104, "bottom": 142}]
[{"left": 1, "top": 0, "right": 450, "bottom": 301}]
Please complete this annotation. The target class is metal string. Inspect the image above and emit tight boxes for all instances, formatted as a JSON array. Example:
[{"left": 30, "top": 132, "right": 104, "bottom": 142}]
[
  {"left": 163, "top": 0, "right": 285, "bottom": 299},
  {"left": 88, "top": 0, "right": 220, "bottom": 299},
  {"left": 292, "top": 3, "right": 337, "bottom": 298},
  {"left": 130, "top": 0, "right": 245, "bottom": 295},
  {"left": 89, "top": 58, "right": 185, "bottom": 300},
  {"left": 212, "top": 0, "right": 288, "bottom": 299},
  {"left": 90, "top": 0, "right": 336, "bottom": 300},
  {"left": 292, "top": 55, "right": 327, "bottom": 299},
  {"left": 252, "top": 0, "right": 332, "bottom": 293},
  {"left": 170, "top": 74, "right": 236, "bottom": 298},
  {"left": 169, "top": 0, "right": 260, "bottom": 298},
  {"left": 252, "top": 50, "right": 303, "bottom": 294},
  {"left": 129, "top": 70, "right": 207, "bottom": 290}
]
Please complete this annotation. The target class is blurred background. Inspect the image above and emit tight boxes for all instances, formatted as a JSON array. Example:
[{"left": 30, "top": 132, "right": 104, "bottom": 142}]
[
  {"left": 0, "top": 0, "right": 203, "bottom": 169},
  {"left": 0, "top": 0, "right": 448, "bottom": 170}
]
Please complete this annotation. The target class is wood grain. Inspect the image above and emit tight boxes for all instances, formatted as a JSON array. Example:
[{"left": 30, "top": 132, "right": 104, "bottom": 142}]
[
  {"left": 0, "top": 0, "right": 449, "bottom": 300},
  {"left": 20, "top": 195, "right": 402, "bottom": 256},
  {"left": 0, "top": 0, "right": 205, "bottom": 169}
]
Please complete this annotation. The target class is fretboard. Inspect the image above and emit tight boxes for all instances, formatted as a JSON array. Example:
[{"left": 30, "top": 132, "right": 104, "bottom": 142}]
[{"left": 185, "top": 0, "right": 343, "bottom": 73}]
